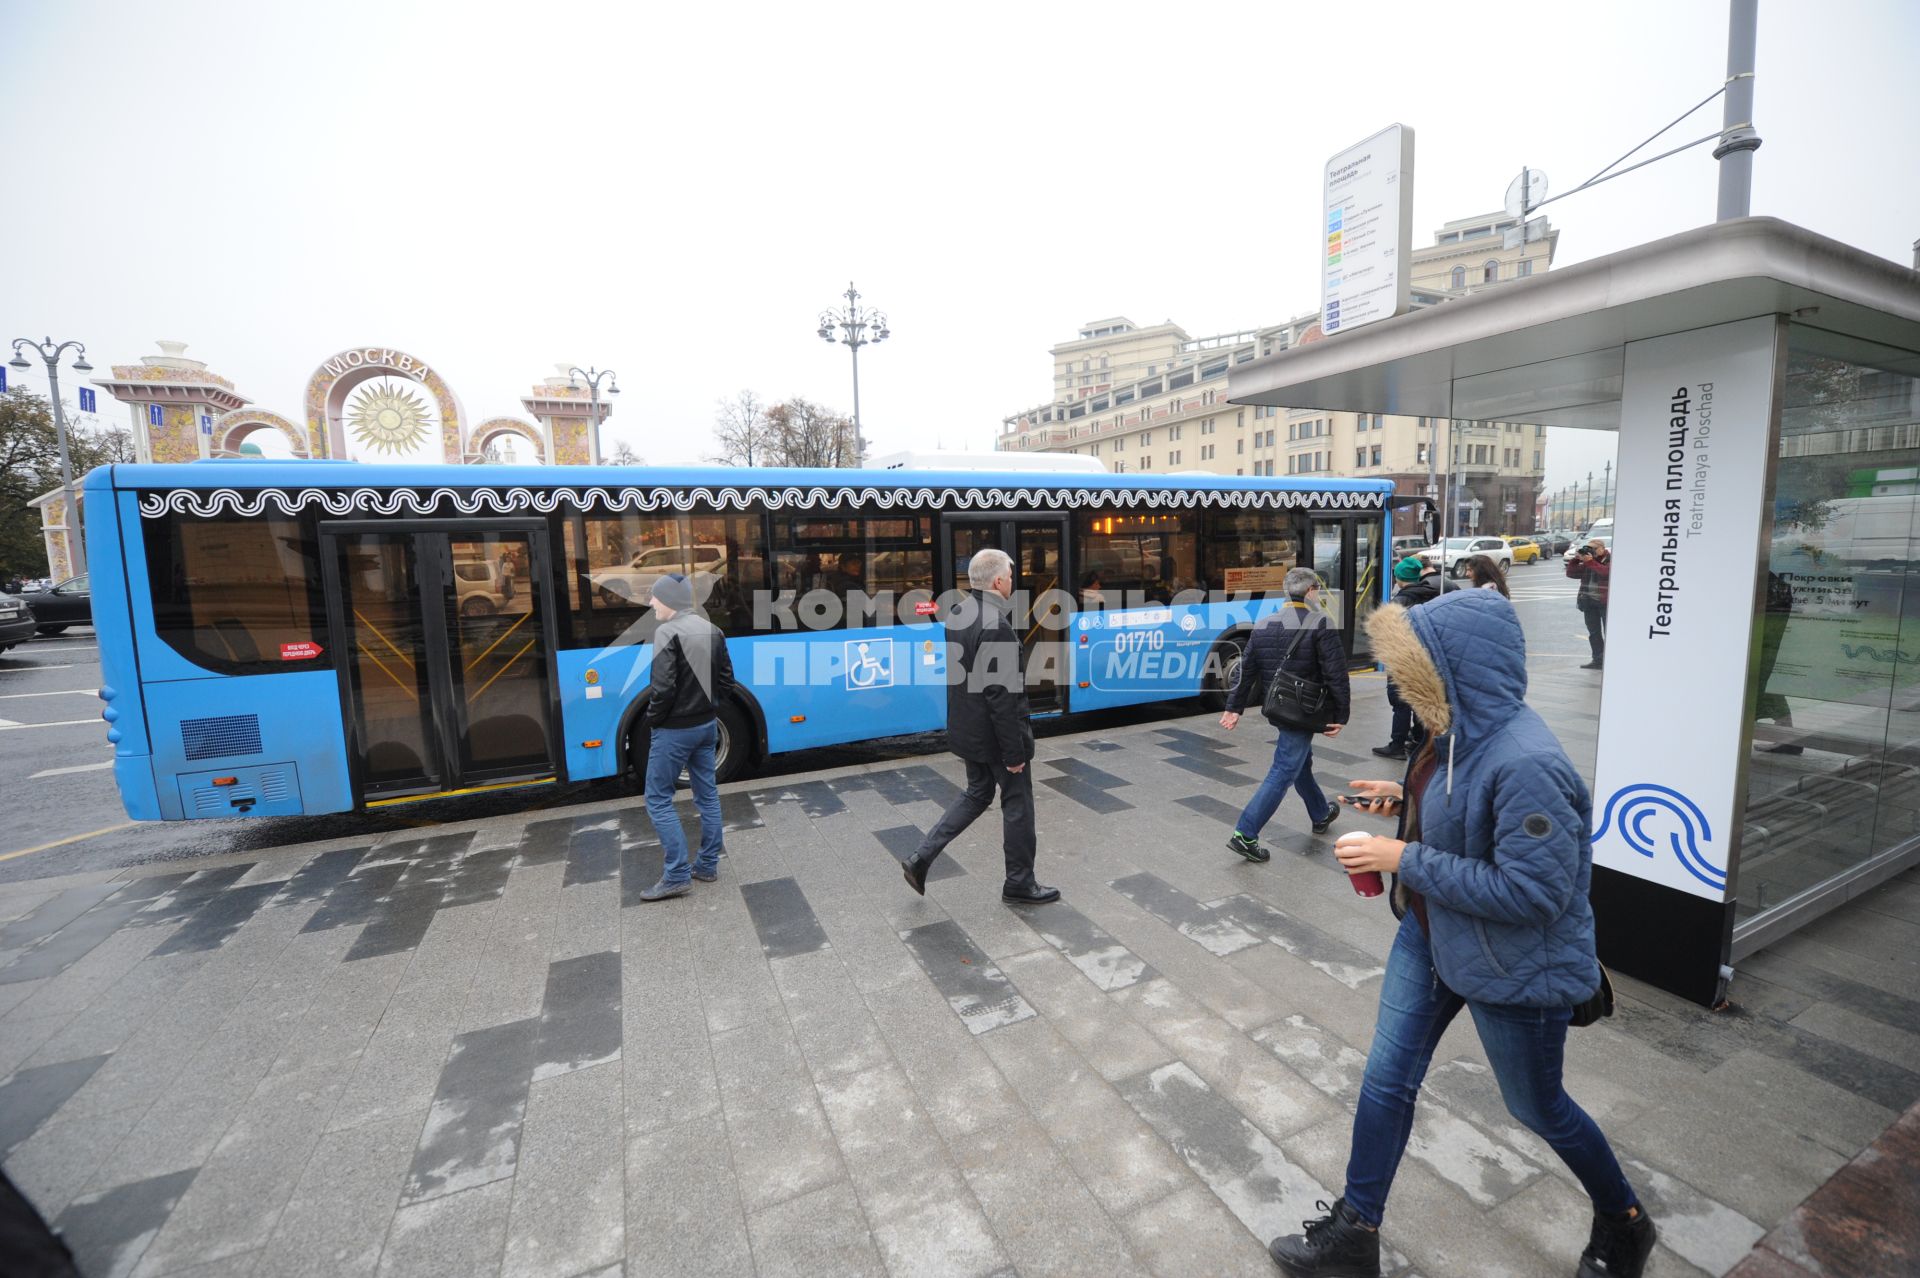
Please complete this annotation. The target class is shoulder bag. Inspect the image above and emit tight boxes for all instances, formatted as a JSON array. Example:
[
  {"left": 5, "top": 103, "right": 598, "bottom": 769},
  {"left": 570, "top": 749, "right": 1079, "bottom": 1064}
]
[{"left": 1261, "top": 619, "right": 1335, "bottom": 732}]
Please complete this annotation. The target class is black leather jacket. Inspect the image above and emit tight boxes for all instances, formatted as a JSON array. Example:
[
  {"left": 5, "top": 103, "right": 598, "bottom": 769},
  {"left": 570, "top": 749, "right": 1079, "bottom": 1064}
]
[
  {"left": 1225, "top": 601, "right": 1351, "bottom": 724},
  {"left": 646, "top": 613, "right": 738, "bottom": 730},
  {"left": 943, "top": 593, "right": 1034, "bottom": 765}
]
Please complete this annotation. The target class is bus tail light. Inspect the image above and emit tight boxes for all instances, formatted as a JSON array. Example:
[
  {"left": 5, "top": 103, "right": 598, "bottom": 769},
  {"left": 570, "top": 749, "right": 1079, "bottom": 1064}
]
[{"left": 212, "top": 776, "right": 238, "bottom": 787}]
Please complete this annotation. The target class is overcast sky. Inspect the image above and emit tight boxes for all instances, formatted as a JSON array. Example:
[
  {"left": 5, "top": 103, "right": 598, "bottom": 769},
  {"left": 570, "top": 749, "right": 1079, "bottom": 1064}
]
[{"left": 5, "top": 0, "right": 1915, "bottom": 496}]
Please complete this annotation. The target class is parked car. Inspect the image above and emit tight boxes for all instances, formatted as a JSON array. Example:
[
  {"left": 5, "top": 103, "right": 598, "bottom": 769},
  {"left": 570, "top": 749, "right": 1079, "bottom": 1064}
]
[
  {"left": 20, "top": 575, "right": 90, "bottom": 634},
  {"left": 0, "top": 592, "right": 36, "bottom": 653},
  {"left": 1390, "top": 535, "right": 1430, "bottom": 560},
  {"left": 1420, "top": 536, "right": 1512, "bottom": 577},
  {"left": 1532, "top": 530, "right": 1572, "bottom": 555},
  {"left": 1503, "top": 535, "right": 1543, "bottom": 565},
  {"left": 590, "top": 544, "right": 728, "bottom": 605}
]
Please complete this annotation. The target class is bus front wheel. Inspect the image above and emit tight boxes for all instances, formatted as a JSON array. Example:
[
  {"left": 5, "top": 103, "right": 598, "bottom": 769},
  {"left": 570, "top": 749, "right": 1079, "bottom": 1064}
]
[{"left": 1201, "top": 635, "right": 1246, "bottom": 711}]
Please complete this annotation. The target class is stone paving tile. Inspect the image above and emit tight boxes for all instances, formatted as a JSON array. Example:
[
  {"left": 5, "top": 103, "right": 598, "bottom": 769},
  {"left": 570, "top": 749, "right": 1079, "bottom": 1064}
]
[
  {"left": 979, "top": 1016, "right": 1194, "bottom": 1216},
  {"left": 746, "top": 1178, "right": 886, "bottom": 1278},
  {"left": 253, "top": 1110, "right": 423, "bottom": 1278},
  {"left": 53, "top": 1166, "right": 198, "bottom": 1278},
  {"left": 155, "top": 882, "right": 283, "bottom": 957},
  {"left": 770, "top": 949, "right": 892, "bottom": 1081},
  {"left": 533, "top": 949, "right": 622, "bottom": 1082},
  {"left": 1107, "top": 871, "right": 1263, "bottom": 957},
  {"left": 132, "top": 1063, "right": 349, "bottom": 1275},
  {"left": 401, "top": 1017, "right": 539, "bottom": 1204},
  {"left": 897, "top": 918, "right": 1037, "bottom": 1035},
  {"left": 953, "top": 1118, "right": 1152, "bottom": 1278},
  {"left": 0, "top": 1052, "right": 106, "bottom": 1155},
  {"left": 998, "top": 946, "right": 1172, "bottom": 1082},
  {"left": 740, "top": 876, "right": 831, "bottom": 959},
  {"left": 1117, "top": 1181, "right": 1275, "bottom": 1277},
  {"left": 377, "top": 1178, "right": 514, "bottom": 1278},
  {"left": 1020, "top": 897, "right": 1155, "bottom": 991},
  {"left": 861, "top": 977, "right": 1029, "bottom": 1145},
  {"left": 1208, "top": 891, "right": 1388, "bottom": 989},
  {"left": 501, "top": 1061, "right": 625, "bottom": 1278},
  {"left": 329, "top": 976, "right": 471, "bottom": 1132},
  {"left": 1252, "top": 1013, "right": 1371, "bottom": 1102},
  {"left": 624, "top": 1111, "right": 753, "bottom": 1277}
]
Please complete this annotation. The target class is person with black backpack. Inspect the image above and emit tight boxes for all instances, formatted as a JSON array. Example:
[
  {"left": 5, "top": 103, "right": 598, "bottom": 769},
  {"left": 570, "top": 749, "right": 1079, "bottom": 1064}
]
[{"left": 1219, "top": 566, "right": 1351, "bottom": 862}]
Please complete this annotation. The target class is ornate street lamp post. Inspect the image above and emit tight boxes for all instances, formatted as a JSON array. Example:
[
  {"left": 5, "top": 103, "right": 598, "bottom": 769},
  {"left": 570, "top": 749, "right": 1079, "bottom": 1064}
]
[
  {"left": 817, "top": 282, "right": 889, "bottom": 465},
  {"left": 567, "top": 365, "right": 620, "bottom": 466},
  {"left": 10, "top": 336, "right": 95, "bottom": 575}
]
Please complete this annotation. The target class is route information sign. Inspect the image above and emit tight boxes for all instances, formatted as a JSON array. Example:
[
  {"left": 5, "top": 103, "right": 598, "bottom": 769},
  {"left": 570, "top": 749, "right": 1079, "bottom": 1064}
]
[{"left": 1322, "top": 124, "right": 1414, "bottom": 336}]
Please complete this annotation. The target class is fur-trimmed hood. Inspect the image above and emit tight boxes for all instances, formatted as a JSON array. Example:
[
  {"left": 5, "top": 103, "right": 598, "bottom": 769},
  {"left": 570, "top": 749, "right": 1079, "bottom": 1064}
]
[{"left": 1365, "top": 590, "right": 1529, "bottom": 749}]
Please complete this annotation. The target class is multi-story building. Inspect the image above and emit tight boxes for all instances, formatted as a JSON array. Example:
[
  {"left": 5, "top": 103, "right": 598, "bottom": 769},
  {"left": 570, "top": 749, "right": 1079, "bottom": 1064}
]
[{"left": 999, "top": 214, "right": 1557, "bottom": 537}]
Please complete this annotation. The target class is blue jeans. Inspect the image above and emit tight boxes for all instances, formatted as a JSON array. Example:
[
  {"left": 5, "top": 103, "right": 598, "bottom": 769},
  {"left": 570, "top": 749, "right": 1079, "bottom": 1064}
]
[
  {"left": 1235, "top": 728, "right": 1331, "bottom": 837},
  {"left": 645, "top": 721, "right": 723, "bottom": 884},
  {"left": 1343, "top": 915, "right": 1638, "bottom": 1226}
]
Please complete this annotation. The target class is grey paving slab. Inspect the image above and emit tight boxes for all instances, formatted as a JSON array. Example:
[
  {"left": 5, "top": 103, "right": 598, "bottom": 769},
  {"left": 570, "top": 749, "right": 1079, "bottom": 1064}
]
[
  {"left": 897, "top": 918, "right": 1037, "bottom": 1035},
  {"left": 739, "top": 875, "right": 831, "bottom": 959},
  {"left": 770, "top": 950, "right": 892, "bottom": 1081},
  {"left": 1107, "top": 871, "right": 1263, "bottom": 957},
  {"left": 402, "top": 1016, "right": 539, "bottom": 1204},
  {"left": 299, "top": 863, "right": 405, "bottom": 934},
  {"left": 343, "top": 884, "right": 443, "bottom": 962},
  {"left": 154, "top": 882, "right": 283, "bottom": 957},
  {"left": 267, "top": 847, "right": 368, "bottom": 908},
  {"left": 501, "top": 1062, "right": 625, "bottom": 1278},
  {"left": 979, "top": 1016, "right": 1193, "bottom": 1216},
  {"left": 329, "top": 976, "right": 473, "bottom": 1132},
  {"left": 1041, "top": 773, "right": 1136, "bottom": 813},
  {"left": 1208, "top": 892, "right": 1387, "bottom": 989},
  {"left": 564, "top": 816, "right": 623, "bottom": 887},
  {"left": 1021, "top": 898, "right": 1155, "bottom": 991},
  {"left": 996, "top": 947, "right": 1172, "bottom": 1082},
  {"left": 623, "top": 1112, "right": 753, "bottom": 1278},
  {"left": 534, "top": 950, "right": 622, "bottom": 1082},
  {"left": 0, "top": 897, "right": 147, "bottom": 984},
  {"left": 1252, "top": 1013, "right": 1370, "bottom": 1103},
  {"left": 1117, "top": 1182, "right": 1276, "bottom": 1278},
  {"left": 723, "top": 1088, "right": 845, "bottom": 1214},
  {"left": 132, "top": 1062, "right": 350, "bottom": 1275},
  {"left": 0, "top": 1052, "right": 106, "bottom": 1156},
  {"left": 377, "top": 1178, "right": 514, "bottom": 1278},
  {"left": 0, "top": 881, "right": 120, "bottom": 949},
  {"left": 746, "top": 1179, "right": 886, "bottom": 1278},
  {"left": 53, "top": 1166, "right": 198, "bottom": 1278},
  {"left": 862, "top": 978, "right": 1029, "bottom": 1144},
  {"left": 254, "top": 1110, "right": 423, "bottom": 1278},
  {"left": 954, "top": 1119, "right": 1152, "bottom": 1278}
]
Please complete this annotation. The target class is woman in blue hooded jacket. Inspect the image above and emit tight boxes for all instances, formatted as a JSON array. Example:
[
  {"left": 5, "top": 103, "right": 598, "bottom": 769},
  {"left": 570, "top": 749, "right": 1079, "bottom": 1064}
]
[{"left": 1266, "top": 589, "right": 1656, "bottom": 1278}]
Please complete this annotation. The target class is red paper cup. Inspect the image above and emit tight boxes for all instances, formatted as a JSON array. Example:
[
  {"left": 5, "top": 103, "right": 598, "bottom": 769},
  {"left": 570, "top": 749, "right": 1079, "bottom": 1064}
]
[{"left": 1349, "top": 870, "right": 1385, "bottom": 898}]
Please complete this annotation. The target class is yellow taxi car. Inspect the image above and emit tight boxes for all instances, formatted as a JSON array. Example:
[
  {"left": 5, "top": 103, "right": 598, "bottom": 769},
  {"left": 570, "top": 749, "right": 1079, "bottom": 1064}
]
[{"left": 1502, "top": 535, "right": 1543, "bottom": 564}]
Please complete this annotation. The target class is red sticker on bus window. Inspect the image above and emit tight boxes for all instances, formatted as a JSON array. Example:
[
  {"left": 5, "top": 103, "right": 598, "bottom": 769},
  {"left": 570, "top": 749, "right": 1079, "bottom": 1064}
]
[
  {"left": 280, "top": 641, "right": 324, "bottom": 661},
  {"left": 914, "top": 601, "right": 939, "bottom": 616}
]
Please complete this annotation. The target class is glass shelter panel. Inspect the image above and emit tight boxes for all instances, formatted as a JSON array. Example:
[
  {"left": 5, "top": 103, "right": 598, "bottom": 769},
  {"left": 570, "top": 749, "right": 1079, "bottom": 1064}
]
[{"left": 1735, "top": 328, "right": 1920, "bottom": 924}]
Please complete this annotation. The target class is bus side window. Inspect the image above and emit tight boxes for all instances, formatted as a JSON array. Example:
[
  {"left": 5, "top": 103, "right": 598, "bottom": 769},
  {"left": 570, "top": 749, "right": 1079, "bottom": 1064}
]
[
  {"left": 1203, "top": 508, "right": 1297, "bottom": 599},
  {"left": 143, "top": 513, "right": 329, "bottom": 674}
]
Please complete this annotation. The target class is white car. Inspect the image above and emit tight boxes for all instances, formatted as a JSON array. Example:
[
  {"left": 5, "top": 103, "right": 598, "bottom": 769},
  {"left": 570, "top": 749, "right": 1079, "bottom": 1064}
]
[
  {"left": 589, "top": 544, "right": 727, "bottom": 605},
  {"left": 1421, "top": 536, "right": 1513, "bottom": 577}
]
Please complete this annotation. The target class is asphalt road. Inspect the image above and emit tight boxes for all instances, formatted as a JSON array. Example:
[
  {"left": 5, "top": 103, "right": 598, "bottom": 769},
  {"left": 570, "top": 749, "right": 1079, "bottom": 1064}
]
[{"left": 0, "top": 561, "right": 1595, "bottom": 886}]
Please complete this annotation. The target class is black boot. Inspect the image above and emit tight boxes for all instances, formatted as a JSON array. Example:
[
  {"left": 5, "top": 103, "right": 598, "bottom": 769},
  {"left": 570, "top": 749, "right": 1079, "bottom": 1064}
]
[
  {"left": 1576, "top": 1207, "right": 1656, "bottom": 1278},
  {"left": 1267, "top": 1198, "right": 1379, "bottom": 1277},
  {"left": 1001, "top": 880, "right": 1061, "bottom": 905},
  {"left": 901, "top": 852, "right": 936, "bottom": 896}
]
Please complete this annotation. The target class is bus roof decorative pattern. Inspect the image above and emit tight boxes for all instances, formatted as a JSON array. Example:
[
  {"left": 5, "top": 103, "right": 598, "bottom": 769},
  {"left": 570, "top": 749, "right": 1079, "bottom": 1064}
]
[{"left": 136, "top": 483, "right": 1388, "bottom": 520}]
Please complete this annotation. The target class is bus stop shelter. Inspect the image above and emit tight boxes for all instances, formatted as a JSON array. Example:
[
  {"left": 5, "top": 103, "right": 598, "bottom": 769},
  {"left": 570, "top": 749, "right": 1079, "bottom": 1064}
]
[{"left": 1229, "top": 216, "right": 1920, "bottom": 1006}]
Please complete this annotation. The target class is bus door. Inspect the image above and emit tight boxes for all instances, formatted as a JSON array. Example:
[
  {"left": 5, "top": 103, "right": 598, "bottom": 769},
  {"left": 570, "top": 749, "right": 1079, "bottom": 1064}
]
[
  {"left": 319, "top": 520, "right": 563, "bottom": 805},
  {"left": 1307, "top": 514, "right": 1386, "bottom": 665},
  {"left": 942, "top": 516, "right": 1072, "bottom": 711}
]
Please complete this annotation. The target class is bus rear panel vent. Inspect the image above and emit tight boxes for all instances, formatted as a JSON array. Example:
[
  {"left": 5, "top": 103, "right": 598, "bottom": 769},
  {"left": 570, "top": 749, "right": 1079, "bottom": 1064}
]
[{"left": 181, "top": 714, "right": 263, "bottom": 761}]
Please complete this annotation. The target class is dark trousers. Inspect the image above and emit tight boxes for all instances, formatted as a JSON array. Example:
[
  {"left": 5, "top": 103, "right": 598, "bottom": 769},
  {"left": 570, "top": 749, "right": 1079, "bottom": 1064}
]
[
  {"left": 1384, "top": 679, "right": 1424, "bottom": 750},
  {"left": 1581, "top": 605, "right": 1606, "bottom": 663},
  {"left": 914, "top": 758, "right": 1038, "bottom": 889}
]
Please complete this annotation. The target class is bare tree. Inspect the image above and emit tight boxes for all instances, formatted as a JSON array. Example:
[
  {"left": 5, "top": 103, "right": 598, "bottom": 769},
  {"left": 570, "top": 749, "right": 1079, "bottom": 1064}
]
[
  {"left": 608, "top": 439, "right": 645, "bottom": 466},
  {"left": 709, "top": 390, "right": 770, "bottom": 466},
  {"left": 764, "top": 398, "right": 859, "bottom": 469}
]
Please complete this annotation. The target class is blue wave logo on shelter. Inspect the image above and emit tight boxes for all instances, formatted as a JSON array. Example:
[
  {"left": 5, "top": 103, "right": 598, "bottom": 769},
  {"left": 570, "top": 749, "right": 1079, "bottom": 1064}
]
[{"left": 1593, "top": 784, "right": 1726, "bottom": 892}]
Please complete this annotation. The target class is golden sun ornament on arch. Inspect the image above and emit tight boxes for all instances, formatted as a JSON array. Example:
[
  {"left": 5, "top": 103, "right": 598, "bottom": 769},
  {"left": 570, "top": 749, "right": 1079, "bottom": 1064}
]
[{"left": 347, "top": 382, "right": 434, "bottom": 455}]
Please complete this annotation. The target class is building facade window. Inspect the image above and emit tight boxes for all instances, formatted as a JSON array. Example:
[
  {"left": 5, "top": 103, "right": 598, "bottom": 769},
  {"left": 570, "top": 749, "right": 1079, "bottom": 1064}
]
[
  {"left": 1371, "top": 444, "right": 1382, "bottom": 466},
  {"left": 1518, "top": 259, "right": 1533, "bottom": 277},
  {"left": 1450, "top": 265, "right": 1466, "bottom": 289},
  {"left": 1483, "top": 260, "right": 1500, "bottom": 283}
]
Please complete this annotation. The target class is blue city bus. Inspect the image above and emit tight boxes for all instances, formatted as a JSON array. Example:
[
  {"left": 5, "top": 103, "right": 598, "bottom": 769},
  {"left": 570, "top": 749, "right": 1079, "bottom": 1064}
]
[{"left": 84, "top": 462, "right": 1400, "bottom": 820}]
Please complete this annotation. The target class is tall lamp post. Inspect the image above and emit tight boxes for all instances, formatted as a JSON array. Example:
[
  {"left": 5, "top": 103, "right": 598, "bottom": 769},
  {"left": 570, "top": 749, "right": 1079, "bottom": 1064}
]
[
  {"left": 10, "top": 337, "right": 94, "bottom": 576},
  {"left": 566, "top": 365, "right": 620, "bottom": 466},
  {"left": 817, "top": 282, "right": 889, "bottom": 465}
]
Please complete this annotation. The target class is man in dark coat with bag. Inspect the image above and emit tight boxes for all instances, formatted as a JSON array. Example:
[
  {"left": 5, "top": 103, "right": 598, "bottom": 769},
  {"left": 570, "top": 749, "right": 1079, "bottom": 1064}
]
[{"left": 900, "top": 547, "right": 1059, "bottom": 905}]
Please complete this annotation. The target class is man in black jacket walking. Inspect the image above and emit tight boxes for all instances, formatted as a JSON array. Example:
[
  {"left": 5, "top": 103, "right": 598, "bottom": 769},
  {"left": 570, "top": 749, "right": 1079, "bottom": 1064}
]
[
  {"left": 636, "top": 573, "right": 738, "bottom": 902},
  {"left": 1220, "top": 567, "right": 1351, "bottom": 862},
  {"left": 901, "top": 548, "right": 1058, "bottom": 905}
]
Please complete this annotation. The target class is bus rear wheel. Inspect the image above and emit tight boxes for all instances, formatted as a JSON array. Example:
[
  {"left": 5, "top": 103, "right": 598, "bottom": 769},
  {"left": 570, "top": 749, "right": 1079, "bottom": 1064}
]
[{"left": 625, "top": 698, "right": 756, "bottom": 791}]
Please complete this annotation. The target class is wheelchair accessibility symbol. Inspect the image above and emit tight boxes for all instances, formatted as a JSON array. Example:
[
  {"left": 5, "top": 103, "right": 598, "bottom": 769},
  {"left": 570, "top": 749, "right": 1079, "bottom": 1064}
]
[{"left": 845, "top": 639, "right": 893, "bottom": 691}]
